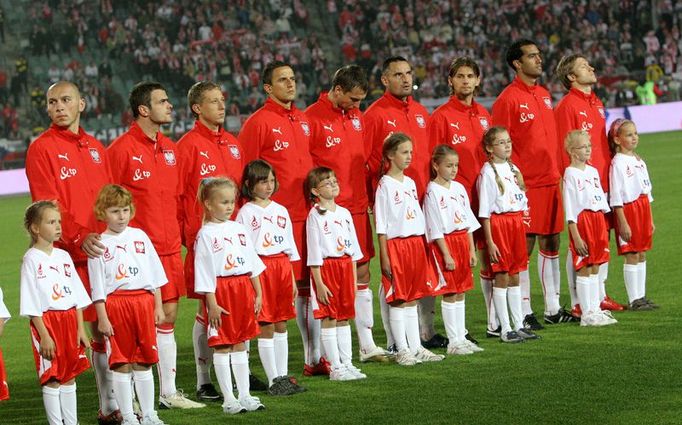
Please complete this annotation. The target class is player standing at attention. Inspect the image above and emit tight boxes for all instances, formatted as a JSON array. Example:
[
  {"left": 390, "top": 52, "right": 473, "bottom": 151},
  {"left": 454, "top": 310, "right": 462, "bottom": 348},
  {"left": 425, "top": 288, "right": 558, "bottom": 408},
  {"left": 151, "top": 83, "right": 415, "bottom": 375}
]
[
  {"left": 25, "top": 81, "right": 118, "bottom": 424},
  {"left": 306, "top": 65, "right": 387, "bottom": 363},
  {"left": 562, "top": 131, "right": 617, "bottom": 326},
  {"left": 20, "top": 201, "right": 92, "bottom": 425},
  {"left": 176, "top": 81, "right": 249, "bottom": 400},
  {"left": 88, "top": 185, "right": 169, "bottom": 425},
  {"left": 492, "top": 40, "right": 564, "bottom": 331},
  {"left": 375, "top": 132, "right": 444, "bottom": 365},
  {"left": 239, "top": 62, "right": 323, "bottom": 376},
  {"left": 555, "top": 54, "right": 626, "bottom": 319},
  {"left": 423, "top": 145, "right": 483, "bottom": 355},
  {"left": 608, "top": 119, "right": 657, "bottom": 311},
  {"left": 0, "top": 287, "right": 9, "bottom": 402},
  {"left": 236, "top": 160, "right": 305, "bottom": 395},
  {"left": 194, "top": 178, "right": 266, "bottom": 415},
  {"left": 107, "top": 82, "right": 204, "bottom": 409},
  {"left": 478, "top": 127, "right": 540, "bottom": 343}
]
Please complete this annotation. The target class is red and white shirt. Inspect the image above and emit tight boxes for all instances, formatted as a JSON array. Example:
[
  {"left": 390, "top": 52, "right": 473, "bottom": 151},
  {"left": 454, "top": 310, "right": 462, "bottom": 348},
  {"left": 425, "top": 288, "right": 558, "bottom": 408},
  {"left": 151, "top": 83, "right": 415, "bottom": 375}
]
[
  {"left": 306, "top": 205, "right": 363, "bottom": 266},
  {"left": 20, "top": 248, "right": 92, "bottom": 317},
  {"left": 236, "top": 201, "right": 300, "bottom": 260},
  {"left": 306, "top": 92, "right": 369, "bottom": 213},
  {"left": 374, "top": 174, "right": 426, "bottom": 239},
  {"left": 239, "top": 98, "right": 314, "bottom": 222},
  {"left": 562, "top": 165, "right": 610, "bottom": 223},
  {"left": 478, "top": 162, "right": 528, "bottom": 217},
  {"left": 609, "top": 153, "right": 653, "bottom": 206},
  {"left": 87, "top": 227, "right": 167, "bottom": 301},
  {"left": 193, "top": 221, "right": 266, "bottom": 294},
  {"left": 424, "top": 181, "right": 481, "bottom": 243},
  {"left": 492, "top": 77, "right": 561, "bottom": 188},
  {"left": 107, "top": 122, "right": 181, "bottom": 256},
  {"left": 25, "top": 125, "right": 110, "bottom": 263}
]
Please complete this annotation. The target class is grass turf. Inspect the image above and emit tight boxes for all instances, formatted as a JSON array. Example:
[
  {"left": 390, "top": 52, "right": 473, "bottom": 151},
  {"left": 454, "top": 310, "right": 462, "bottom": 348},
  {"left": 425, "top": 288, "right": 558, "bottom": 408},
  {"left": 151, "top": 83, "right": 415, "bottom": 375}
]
[{"left": 0, "top": 131, "right": 681, "bottom": 424}]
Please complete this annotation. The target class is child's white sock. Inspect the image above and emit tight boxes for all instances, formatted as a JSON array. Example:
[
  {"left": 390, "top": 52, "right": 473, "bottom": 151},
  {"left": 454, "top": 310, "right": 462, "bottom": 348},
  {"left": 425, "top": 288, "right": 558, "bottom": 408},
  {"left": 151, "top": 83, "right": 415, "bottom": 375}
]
[
  {"left": 388, "top": 305, "right": 407, "bottom": 351},
  {"left": 440, "top": 301, "right": 457, "bottom": 345},
  {"left": 404, "top": 305, "right": 422, "bottom": 354},
  {"left": 59, "top": 383, "right": 77, "bottom": 425},
  {"left": 42, "top": 386, "right": 62, "bottom": 425},
  {"left": 273, "top": 331, "right": 289, "bottom": 377},
  {"left": 92, "top": 347, "right": 118, "bottom": 415},
  {"left": 637, "top": 261, "right": 647, "bottom": 299},
  {"left": 576, "top": 275, "right": 592, "bottom": 314},
  {"left": 454, "top": 299, "right": 467, "bottom": 344},
  {"left": 519, "top": 269, "right": 533, "bottom": 316},
  {"left": 538, "top": 251, "right": 560, "bottom": 316},
  {"left": 257, "top": 338, "right": 277, "bottom": 386},
  {"left": 336, "top": 324, "right": 353, "bottom": 365},
  {"left": 213, "top": 353, "right": 236, "bottom": 402},
  {"left": 354, "top": 287, "right": 378, "bottom": 352},
  {"left": 566, "top": 251, "right": 579, "bottom": 307},
  {"left": 507, "top": 285, "right": 523, "bottom": 331},
  {"left": 623, "top": 264, "right": 639, "bottom": 304},
  {"left": 111, "top": 371, "right": 134, "bottom": 420},
  {"left": 193, "top": 315, "right": 212, "bottom": 389},
  {"left": 132, "top": 369, "right": 155, "bottom": 417},
  {"left": 598, "top": 262, "right": 609, "bottom": 301},
  {"left": 493, "top": 287, "right": 511, "bottom": 334},
  {"left": 589, "top": 274, "right": 601, "bottom": 313},
  {"left": 379, "top": 285, "right": 394, "bottom": 348},
  {"left": 230, "top": 350, "right": 250, "bottom": 399},
  {"left": 320, "top": 327, "right": 341, "bottom": 369},
  {"left": 480, "top": 276, "right": 499, "bottom": 330},
  {"left": 156, "top": 325, "right": 177, "bottom": 397}
]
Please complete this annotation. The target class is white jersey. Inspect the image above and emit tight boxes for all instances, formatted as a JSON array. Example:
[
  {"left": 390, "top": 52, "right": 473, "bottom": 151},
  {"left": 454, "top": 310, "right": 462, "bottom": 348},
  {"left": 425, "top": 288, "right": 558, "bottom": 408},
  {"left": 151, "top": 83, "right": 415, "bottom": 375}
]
[
  {"left": 20, "top": 247, "right": 92, "bottom": 317},
  {"left": 0, "top": 287, "right": 10, "bottom": 321},
  {"left": 424, "top": 180, "right": 481, "bottom": 242},
  {"left": 609, "top": 153, "right": 653, "bottom": 207},
  {"left": 563, "top": 165, "right": 610, "bottom": 223},
  {"left": 87, "top": 227, "right": 168, "bottom": 301},
  {"left": 306, "top": 205, "right": 363, "bottom": 266},
  {"left": 235, "top": 201, "right": 300, "bottom": 260},
  {"left": 374, "top": 174, "right": 426, "bottom": 239},
  {"left": 194, "top": 220, "right": 266, "bottom": 294},
  {"left": 477, "top": 161, "right": 528, "bottom": 217}
]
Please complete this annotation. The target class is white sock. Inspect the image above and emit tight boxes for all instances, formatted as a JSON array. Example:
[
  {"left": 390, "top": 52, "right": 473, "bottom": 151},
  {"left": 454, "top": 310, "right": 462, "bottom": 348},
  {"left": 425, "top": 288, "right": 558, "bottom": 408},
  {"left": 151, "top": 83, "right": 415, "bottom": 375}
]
[
  {"left": 112, "top": 371, "right": 134, "bottom": 420},
  {"left": 388, "top": 306, "right": 407, "bottom": 351},
  {"left": 258, "top": 338, "right": 277, "bottom": 386},
  {"left": 566, "top": 251, "right": 579, "bottom": 307},
  {"left": 42, "top": 386, "right": 62, "bottom": 425},
  {"left": 454, "top": 300, "right": 466, "bottom": 344},
  {"left": 133, "top": 369, "right": 155, "bottom": 417},
  {"left": 576, "top": 276, "right": 592, "bottom": 314},
  {"left": 59, "top": 383, "right": 77, "bottom": 425},
  {"left": 404, "top": 305, "right": 422, "bottom": 354},
  {"left": 519, "top": 269, "right": 532, "bottom": 316},
  {"left": 193, "top": 317, "right": 212, "bottom": 389},
  {"left": 295, "top": 295, "right": 321, "bottom": 365},
  {"left": 336, "top": 324, "right": 353, "bottom": 365},
  {"left": 273, "top": 331, "right": 289, "bottom": 377},
  {"left": 507, "top": 286, "right": 523, "bottom": 331},
  {"left": 156, "top": 327, "right": 177, "bottom": 397},
  {"left": 480, "top": 276, "right": 499, "bottom": 330},
  {"left": 441, "top": 301, "right": 457, "bottom": 345},
  {"left": 231, "top": 350, "right": 250, "bottom": 399},
  {"left": 379, "top": 285, "right": 394, "bottom": 347},
  {"left": 320, "top": 327, "right": 341, "bottom": 369},
  {"left": 589, "top": 274, "right": 601, "bottom": 313},
  {"left": 623, "top": 264, "right": 639, "bottom": 303},
  {"left": 493, "top": 287, "right": 511, "bottom": 334},
  {"left": 354, "top": 288, "right": 377, "bottom": 352},
  {"left": 638, "top": 261, "right": 647, "bottom": 299},
  {"left": 598, "top": 262, "right": 609, "bottom": 301},
  {"left": 417, "top": 296, "right": 436, "bottom": 340},
  {"left": 550, "top": 254, "right": 561, "bottom": 311},
  {"left": 213, "top": 353, "right": 236, "bottom": 402},
  {"left": 538, "top": 251, "right": 560, "bottom": 316},
  {"left": 92, "top": 349, "right": 118, "bottom": 415}
]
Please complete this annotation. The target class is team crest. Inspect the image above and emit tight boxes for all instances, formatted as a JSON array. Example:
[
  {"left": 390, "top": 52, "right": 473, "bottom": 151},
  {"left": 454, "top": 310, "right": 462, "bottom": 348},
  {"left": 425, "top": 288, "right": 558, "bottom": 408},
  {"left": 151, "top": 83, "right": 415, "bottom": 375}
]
[
  {"left": 277, "top": 215, "right": 287, "bottom": 229},
  {"left": 135, "top": 241, "right": 145, "bottom": 254},
  {"left": 228, "top": 145, "right": 241, "bottom": 159},
  {"left": 415, "top": 114, "right": 426, "bottom": 128},
  {"left": 351, "top": 117, "right": 362, "bottom": 131},
  {"left": 212, "top": 237, "right": 222, "bottom": 253},
  {"left": 239, "top": 234, "right": 247, "bottom": 246},
  {"left": 63, "top": 263, "right": 71, "bottom": 277},
  {"left": 37, "top": 264, "right": 45, "bottom": 279},
  {"left": 103, "top": 247, "right": 113, "bottom": 262},
  {"left": 163, "top": 150, "right": 176, "bottom": 165},
  {"left": 323, "top": 221, "right": 331, "bottom": 234},
  {"left": 250, "top": 216, "right": 260, "bottom": 230},
  {"left": 479, "top": 117, "right": 489, "bottom": 131},
  {"left": 439, "top": 196, "right": 446, "bottom": 209},
  {"left": 89, "top": 148, "right": 102, "bottom": 163},
  {"left": 543, "top": 97, "right": 553, "bottom": 109},
  {"left": 300, "top": 121, "right": 310, "bottom": 136},
  {"left": 598, "top": 107, "right": 605, "bottom": 119},
  {"left": 394, "top": 191, "right": 402, "bottom": 204}
]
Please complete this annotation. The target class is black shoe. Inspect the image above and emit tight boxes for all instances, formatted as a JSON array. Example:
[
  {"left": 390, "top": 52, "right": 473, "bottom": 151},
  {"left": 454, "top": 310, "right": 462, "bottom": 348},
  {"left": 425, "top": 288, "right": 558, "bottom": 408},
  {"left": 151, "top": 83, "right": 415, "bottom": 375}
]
[
  {"left": 523, "top": 313, "right": 544, "bottom": 330},
  {"left": 486, "top": 326, "right": 501, "bottom": 338},
  {"left": 421, "top": 333, "right": 448, "bottom": 349},
  {"left": 544, "top": 308, "right": 579, "bottom": 324},
  {"left": 249, "top": 373, "right": 269, "bottom": 392},
  {"left": 630, "top": 298, "right": 654, "bottom": 311},
  {"left": 196, "top": 383, "right": 222, "bottom": 402},
  {"left": 268, "top": 376, "right": 297, "bottom": 396},
  {"left": 287, "top": 376, "right": 306, "bottom": 393},
  {"left": 643, "top": 298, "right": 660, "bottom": 309},
  {"left": 464, "top": 332, "right": 479, "bottom": 345},
  {"left": 516, "top": 327, "right": 541, "bottom": 340}
]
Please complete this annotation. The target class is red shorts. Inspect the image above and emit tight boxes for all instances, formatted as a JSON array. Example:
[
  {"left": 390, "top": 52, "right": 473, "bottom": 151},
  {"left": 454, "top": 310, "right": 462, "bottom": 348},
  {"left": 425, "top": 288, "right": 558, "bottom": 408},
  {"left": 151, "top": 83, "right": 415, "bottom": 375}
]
[
  {"left": 105, "top": 290, "right": 158, "bottom": 368},
  {"left": 381, "top": 235, "right": 438, "bottom": 303},
  {"left": 430, "top": 230, "right": 474, "bottom": 295},
  {"left": 351, "top": 211, "right": 375, "bottom": 264},
  {"left": 31, "top": 308, "right": 90, "bottom": 385},
  {"left": 206, "top": 275, "right": 260, "bottom": 347},
  {"left": 489, "top": 212, "right": 529, "bottom": 275},
  {"left": 0, "top": 347, "right": 8, "bottom": 400},
  {"left": 570, "top": 210, "right": 610, "bottom": 269},
  {"left": 617, "top": 195, "right": 653, "bottom": 255},
  {"left": 75, "top": 262, "right": 97, "bottom": 322},
  {"left": 159, "top": 252, "right": 186, "bottom": 302},
  {"left": 311, "top": 256, "right": 356, "bottom": 321},
  {"left": 258, "top": 254, "right": 296, "bottom": 323},
  {"left": 291, "top": 220, "right": 308, "bottom": 283},
  {"left": 525, "top": 184, "right": 564, "bottom": 235}
]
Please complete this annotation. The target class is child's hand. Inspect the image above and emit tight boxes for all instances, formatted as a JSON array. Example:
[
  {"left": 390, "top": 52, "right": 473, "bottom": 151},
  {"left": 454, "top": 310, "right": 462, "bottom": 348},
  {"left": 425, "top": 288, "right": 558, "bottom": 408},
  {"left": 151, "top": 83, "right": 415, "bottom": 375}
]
[
  {"left": 469, "top": 252, "right": 478, "bottom": 268},
  {"left": 292, "top": 283, "right": 298, "bottom": 301},
  {"left": 444, "top": 254, "right": 456, "bottom": 271},
  {"left": 155, "top": 307, "right": 166, "bottom": 326},
  {"left": 98, "top": 318, "right": 114, "bottom": 337},
  {"left": 254, "top": 295, "right": 262, "bottom": 315},
  {"left": 208, "top": 303, "right": 229, "bottom": 329},
  {"left": 78, "top": 329, "right": 90, "bottom": 349},
  {"left": 315, "top": 282, "right": 333, "bottom": 305},
  {"left": 574, "top": 237, "right": 589, "bottom": 257},
  {"left": 619, "top": 221, "right": 632, "bottom": 242},
  {"left": 488, "top": 242, "right": 501, "bottom": 264},
  {"left": 40, "top": 335, "right": 56, "bottom": 360},
  {"left": 380, "top": 257, "right": 392, "bottom": 281}
]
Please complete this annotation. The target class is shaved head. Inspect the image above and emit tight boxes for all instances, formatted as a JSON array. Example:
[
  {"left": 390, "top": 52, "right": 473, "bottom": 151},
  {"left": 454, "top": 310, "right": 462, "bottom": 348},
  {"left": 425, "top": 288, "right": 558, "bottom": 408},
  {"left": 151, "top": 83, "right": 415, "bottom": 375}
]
[{"left": 47, "top": 81, "right": 81, "bottom": 99}]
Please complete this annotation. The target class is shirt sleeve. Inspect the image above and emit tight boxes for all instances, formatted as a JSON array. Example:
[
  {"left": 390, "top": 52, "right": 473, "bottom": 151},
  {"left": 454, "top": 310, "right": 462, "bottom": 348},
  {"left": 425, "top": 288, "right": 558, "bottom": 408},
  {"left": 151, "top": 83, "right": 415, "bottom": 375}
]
[
  {"left": 608, "top": 160, "right": 624, "bottom": 207},
  {"left": 306, "top": 212, "right": 323, "bottom": 266},
  {"left": 0, "top": 288, "right": 10, "bottom": 321},
  {"left": 477, "top": 169, "right": 495, "bottom": 218},
  {"left": 562, "top": 171, "right": 580, "bottom": 223},
  {"left": 423, "top": 189, "right": 444, "bottom": 242},
  {"left": 193, "top": 231, "right": 217, "bottom": 294},
  {"left": 19, "top": 256, "right": 43, "bottom": 317},
  {"left": 87, "top": 255, "right": 107, "bottom": 301},
  {"left": 373, "top": 181, "right": 388, "bottom": 234},
  {"left": 284, "top": 209, "right": 301, "bottom": 261}
]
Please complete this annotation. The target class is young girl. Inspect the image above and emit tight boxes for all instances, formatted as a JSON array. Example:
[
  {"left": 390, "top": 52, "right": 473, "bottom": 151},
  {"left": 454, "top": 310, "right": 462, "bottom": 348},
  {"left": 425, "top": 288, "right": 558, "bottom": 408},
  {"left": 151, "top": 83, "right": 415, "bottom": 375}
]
[
  {"left": 0, "top": 287, "right": 11, "bottom": 401},
  {"left": 236, "top": 160, "right": 304, "bottom": 395},
  {"left": 563, "top": 130, "right": 617, "bottom": 326},
  {"left": 194, "top": 177, "right": 265, "bottom": 414},
  {"left": 477, "top": 127, "right": 539, "bottom": 343},
  {"left": 424, "top": 145, "right": 483, "bottom": 355},
  {"left": 608, "top": 119, "right": 657, "bottom": 310},
  {"left": 87, "top": 185, "right": 168, "bottom": 425},
  {"left": 19, "top": 200, "right": 91, "bottom": 425},
  {"left": 375, "top": 132, "right": 444, "bottom": 365},
  {"left": 305, "top": 167, "right": 366, "bottom": 381}
]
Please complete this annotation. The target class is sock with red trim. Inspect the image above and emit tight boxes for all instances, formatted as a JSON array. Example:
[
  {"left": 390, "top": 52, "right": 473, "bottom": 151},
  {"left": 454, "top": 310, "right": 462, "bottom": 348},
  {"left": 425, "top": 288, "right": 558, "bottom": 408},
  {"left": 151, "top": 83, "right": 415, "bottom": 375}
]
[{"left": 156, "top": 323, "right": 177, "bottom": 397}]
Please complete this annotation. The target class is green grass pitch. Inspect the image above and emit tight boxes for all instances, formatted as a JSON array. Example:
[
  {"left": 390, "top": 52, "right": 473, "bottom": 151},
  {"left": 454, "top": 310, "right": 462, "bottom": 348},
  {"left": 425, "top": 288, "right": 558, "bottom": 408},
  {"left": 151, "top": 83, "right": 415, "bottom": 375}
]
[{"left": 1, "top": 131, "right": 681, "bottom": 424}]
